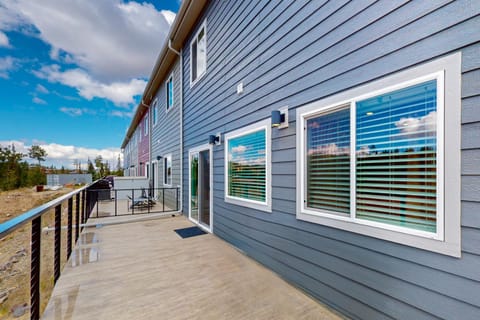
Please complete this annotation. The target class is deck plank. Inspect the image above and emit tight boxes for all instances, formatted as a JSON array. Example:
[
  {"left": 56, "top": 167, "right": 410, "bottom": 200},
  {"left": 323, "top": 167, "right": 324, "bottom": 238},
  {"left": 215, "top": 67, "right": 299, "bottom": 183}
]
[{"left": 42, "top": 216, "right": 343, "bottom": 320}]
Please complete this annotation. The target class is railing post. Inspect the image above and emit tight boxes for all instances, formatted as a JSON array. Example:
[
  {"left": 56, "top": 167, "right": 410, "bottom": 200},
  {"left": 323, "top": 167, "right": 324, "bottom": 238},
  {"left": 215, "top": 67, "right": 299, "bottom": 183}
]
[
  {"left": 176, "top": 187, "right": 179, "bottom": 211},
  {"left": 162, "top": 189, "right": 165, "bottom": 212},
  {"left": 115, "top": 190, "right": 118, "bottom": 216},
  {"left": 131, "top": 189, "right": 135, "bottom": 215},
  {"left": 67, "top": 197, "right": 73, "bottom": 259},
  {"left": 75, "top": 193, "right": 80, "bottom": 242},
  {"left": 86, "top": 190, "right": 90, "bottom": 220},
  {"left": 30, "top": 216, "right": 41, "bottom": 320},
  {"left": 81, "top": 190, "right": 86, "bottom": 229},
  {"left": 96, "top": 191, "right": 99, "bottom": 218},
  {"left": 54, "top": 204, "right": 61, "bottom": 283}
]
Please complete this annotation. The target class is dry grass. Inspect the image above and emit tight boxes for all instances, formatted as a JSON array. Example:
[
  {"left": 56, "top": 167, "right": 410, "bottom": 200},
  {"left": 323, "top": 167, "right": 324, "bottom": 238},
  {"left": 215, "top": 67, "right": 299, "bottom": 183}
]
[{"left": 0, "top": 187, "right": 74, "bottom": 319}]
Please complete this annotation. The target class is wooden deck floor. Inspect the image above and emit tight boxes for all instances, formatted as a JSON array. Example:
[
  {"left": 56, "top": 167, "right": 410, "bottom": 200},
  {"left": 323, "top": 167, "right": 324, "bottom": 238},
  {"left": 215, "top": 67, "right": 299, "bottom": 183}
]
[{"left": 42, "top": 216, "right": 343, "bottom": 320}]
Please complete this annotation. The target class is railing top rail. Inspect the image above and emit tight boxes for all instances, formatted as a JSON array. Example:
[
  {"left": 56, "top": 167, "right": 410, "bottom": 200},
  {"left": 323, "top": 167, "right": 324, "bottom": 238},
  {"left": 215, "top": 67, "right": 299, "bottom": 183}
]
[
  {"left": 0, "top": 185, "right": 89, "bottom": 238},
  {"left": 87, "top": 187, "right": 180, "bottom": 192}
]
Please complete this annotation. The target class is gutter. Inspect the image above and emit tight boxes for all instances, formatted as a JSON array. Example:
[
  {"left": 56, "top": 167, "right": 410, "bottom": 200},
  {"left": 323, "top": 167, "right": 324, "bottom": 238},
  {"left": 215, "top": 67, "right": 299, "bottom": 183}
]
[{"left": 121, "top": 0, "right": 206, "bottom": 150}]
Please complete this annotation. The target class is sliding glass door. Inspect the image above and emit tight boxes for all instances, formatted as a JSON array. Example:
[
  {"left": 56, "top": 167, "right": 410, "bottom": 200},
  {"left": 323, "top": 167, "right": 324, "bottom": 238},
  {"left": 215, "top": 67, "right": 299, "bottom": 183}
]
[{"left": 189, "top": 145, "right": 212, "bottom": 231}]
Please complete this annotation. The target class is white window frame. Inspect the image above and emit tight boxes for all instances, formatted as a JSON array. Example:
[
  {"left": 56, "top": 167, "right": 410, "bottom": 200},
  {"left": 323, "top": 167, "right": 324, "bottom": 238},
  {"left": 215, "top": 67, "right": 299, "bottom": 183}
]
[
  {"left": 224, "top": 118, "right": 272, "bottom": 213},
  {"left": 166, "top": 73, "right": 174, "bottom": 112},
  {"left": 163, "top": 154, "right": 172, "bottom": 187},
  {"left": 189, "top": 20, "right": 207, "bottom": 87},
  {"left": 152, "top": 99, "right": 158, "bottom": 126},
  {"left": 296, "top": 52, "right": 461, "bottom": 257}
]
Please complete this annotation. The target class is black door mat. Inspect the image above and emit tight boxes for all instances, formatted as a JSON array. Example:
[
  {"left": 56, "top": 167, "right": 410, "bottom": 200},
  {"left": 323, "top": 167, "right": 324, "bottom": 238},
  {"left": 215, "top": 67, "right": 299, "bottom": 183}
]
[{"left": 174, "top": 226, "right": 207, "bottom": 238}]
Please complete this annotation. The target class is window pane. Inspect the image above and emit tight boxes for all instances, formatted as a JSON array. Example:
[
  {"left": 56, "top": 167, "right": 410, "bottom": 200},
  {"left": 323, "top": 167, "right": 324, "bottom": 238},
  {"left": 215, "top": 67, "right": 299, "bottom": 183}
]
[
  {"left": 228, "top": 129, "right": 266, "bottom": 202},
  {"left": 164, "top": 156, "right": 172, "bottom": 185},
  {"left": 306, "top": 107, "right": 350, "bottom": 214},
  {"left": 191, "top": 40, "right": 197, "bottom": 80},
  {"left": 356, "top": 80, "right": 437, "bottom": 232},
  {"left": 191, "top": 154, "right": 198, "bottom": 221},
  {"left": 197, "top": 29, "right": 206, "bottom": 77},
  {"left": 153, "top": 103, "right": 157, "bottom": 124},
  {"left": 167, "top": 78, "right": 173, "bottom": 109}
]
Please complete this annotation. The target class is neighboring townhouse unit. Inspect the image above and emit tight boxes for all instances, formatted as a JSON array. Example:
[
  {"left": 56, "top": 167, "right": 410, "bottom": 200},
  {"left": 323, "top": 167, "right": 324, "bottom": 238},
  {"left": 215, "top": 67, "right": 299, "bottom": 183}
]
[
  {"left": 123, "top": 0, "right": 480, "bottom": 319},
  {"left": 138, "top": 110, "right": 150, "bottom": 177},
  {"left": 150, "top": 58, "right": 182, "bottom": 208}
]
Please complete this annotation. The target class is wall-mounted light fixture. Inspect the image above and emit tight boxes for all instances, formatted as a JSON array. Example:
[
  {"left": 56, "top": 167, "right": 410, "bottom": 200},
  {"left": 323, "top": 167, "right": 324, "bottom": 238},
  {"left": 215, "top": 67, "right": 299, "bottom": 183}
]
[
  {"left": 130, "top": 165, "right": 135, "bottom": 168},
  {"left": 139, "top": 162, "right": 144, "bottom": 165},
  {"left": 209, "top": 133, "right": 221, "bottom": 145},
  {"left": 156, "top": 155, "right": 162, "bottom": 161},
  {"left": 271, "top": 106, "right": 289, "bottom": 129}
]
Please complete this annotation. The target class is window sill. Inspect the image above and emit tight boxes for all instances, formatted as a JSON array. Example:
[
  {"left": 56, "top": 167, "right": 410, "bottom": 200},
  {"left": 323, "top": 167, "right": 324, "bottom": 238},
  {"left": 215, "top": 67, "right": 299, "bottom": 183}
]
[
  {"left": 225, "top": 195, "right": 271, "bottom": 213},
  {"left": 296, "top": 210, "right": 460, "bottom": 258}
]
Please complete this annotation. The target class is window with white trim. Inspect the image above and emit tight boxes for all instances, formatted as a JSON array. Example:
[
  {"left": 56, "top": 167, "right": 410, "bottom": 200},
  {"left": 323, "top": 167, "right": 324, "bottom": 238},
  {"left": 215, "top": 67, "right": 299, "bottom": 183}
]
[
  {"left": 297, "top": 53, "right": 461, "bottom": 257},
  {"left": 152, "top": 99, "right": 158, "bottom": 126},
  {"left": 163, "top": 154, "right": 172, "bottom": 186},
  {"left": 225, "top": 119, "right": 271, "bottom": 212},
  {"left": 190, "top": 21, "right": 207, "bottom": 86},
  {"left": 166, "top": 75, "right": 174, "bottom": 110}
]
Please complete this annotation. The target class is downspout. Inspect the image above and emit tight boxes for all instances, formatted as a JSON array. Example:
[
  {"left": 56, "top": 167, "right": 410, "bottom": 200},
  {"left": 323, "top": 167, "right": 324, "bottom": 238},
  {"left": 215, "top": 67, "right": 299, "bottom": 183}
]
[{"left": 167, "top": 39, "right": 183, "bottom": 214}]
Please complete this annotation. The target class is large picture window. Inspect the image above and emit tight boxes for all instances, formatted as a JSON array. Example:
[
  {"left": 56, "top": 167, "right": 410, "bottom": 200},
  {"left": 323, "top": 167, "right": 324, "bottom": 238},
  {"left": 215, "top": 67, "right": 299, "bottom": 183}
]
[
  {"left": 225, "top": 119, "right": 271, "bottom": 212},
  {"left": 190, "top": 21, "right": 207, "bottom": 86},
  {"left": 297, "top": 53, "right": 461, "bottom": 256}
]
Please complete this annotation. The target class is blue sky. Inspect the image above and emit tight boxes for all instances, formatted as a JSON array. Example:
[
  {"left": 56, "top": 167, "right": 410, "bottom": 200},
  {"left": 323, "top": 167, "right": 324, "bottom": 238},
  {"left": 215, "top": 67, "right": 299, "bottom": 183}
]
[{"left": 0, "top": 0, "right": 179, "bottom": 168}]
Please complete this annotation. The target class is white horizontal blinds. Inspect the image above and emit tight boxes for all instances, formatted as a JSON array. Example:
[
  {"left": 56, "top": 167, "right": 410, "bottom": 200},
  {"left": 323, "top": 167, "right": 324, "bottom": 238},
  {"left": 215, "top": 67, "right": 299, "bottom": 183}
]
[
  {"left": 228, "top": 129, "right": 266, "bottom": 202},
  {"left": 356, "top": 80, "right": 437, "bottom": 232},
  {"left": 306, "top": 107, "right": 350, "bottom": 214}
]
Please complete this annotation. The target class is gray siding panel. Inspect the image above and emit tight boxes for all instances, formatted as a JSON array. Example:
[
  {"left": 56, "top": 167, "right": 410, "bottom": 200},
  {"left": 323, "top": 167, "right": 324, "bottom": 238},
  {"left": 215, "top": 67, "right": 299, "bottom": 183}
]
[
  {"left": 151, "top": 59, "right": 182, "bottom": 209},
  {"left": 215, "top": 213, "right": 480, "bottom": 319},
  {"left": 180, "top": 0, "right": 480, "bottom": 318},
  {"left": 462, "top": 176, "right": 480, "bottom": 201},
  {"left": 462, "top": 201, "right": 480, "bottom": 228},
  {"left": 462, "top": 96, "right": 480, "bottom": 124}
]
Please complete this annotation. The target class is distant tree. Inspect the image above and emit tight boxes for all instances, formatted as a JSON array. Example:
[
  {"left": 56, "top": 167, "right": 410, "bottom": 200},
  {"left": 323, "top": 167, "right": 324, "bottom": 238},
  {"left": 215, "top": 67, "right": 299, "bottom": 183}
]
[
  {"left": 94, "top": 155, "right": 105, "bottom": 178},
  {"left": 116, "top": 154, "right": 122, "bottom": 172},
  {"left": 87, "top": 158, "right": 95, "bottom": 176},
  {"left": 115, "top": 154, "right": 124, "bottom": 176},
  {"left": 0, "top": 144, "right": 28, "bottom": 190},
  {"left": 28, "top": 145, "right": 47, "bottom": 167},
  {"left": 104, "top": 161, "right": 111, "bottom": 176}
]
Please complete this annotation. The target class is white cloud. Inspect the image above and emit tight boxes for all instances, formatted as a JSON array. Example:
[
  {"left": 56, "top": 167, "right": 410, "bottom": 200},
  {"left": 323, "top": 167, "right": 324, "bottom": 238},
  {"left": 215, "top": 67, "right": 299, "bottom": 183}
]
[
  {"left": 35, "top": 65, "right": 146, "bottom": 105},
  {"left": 59, "top": 107, "right": 97, "bottom": 117},
  {"left": 35, "top": 84, "right": 49, "bottom": 94},
  {"left": 232, "top": 145, "right": 247, "bottom": 153},
  {"left": 395, "top": 111, "right": 436, "bottom": 137},
  {"left": 110, "top": 110, "right": 134, "bottom": 118},
  {"left": 0, "top": 140, "right": 122, "bottom": 169},
  {"left": 1, "top": 0, "right": 175, "bottom": 82},
  {"left": 32, "top": 96, "right": 47, "bottom": 105},
  {"left": 59, "top": 107, "right": 83, "bottom": 117},
  {"left": 0, "top": 56, "right": 17, "bottom": 78},
  {"left": 308, "top": 143, "right": 350, "bottom": 156},
  {"left": 0, "top": 30, "right": 9, "bottom": 47}
]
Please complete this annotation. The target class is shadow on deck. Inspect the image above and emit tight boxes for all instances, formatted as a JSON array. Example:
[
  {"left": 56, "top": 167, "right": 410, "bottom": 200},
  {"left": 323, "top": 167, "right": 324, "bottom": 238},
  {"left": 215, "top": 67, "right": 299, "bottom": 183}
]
[{"left": 42, "top": 215, "right": 343, "bottom": 320}]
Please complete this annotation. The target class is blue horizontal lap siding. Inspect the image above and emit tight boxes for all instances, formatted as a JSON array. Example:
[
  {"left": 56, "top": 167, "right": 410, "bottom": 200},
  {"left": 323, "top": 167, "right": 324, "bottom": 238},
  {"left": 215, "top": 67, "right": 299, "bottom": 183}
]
[
  {"left": 151, "top": 59, "right": 181, "bottom": 191},
  {"left": 181, "top": 0, "right": 480, "bottom": 318}
]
